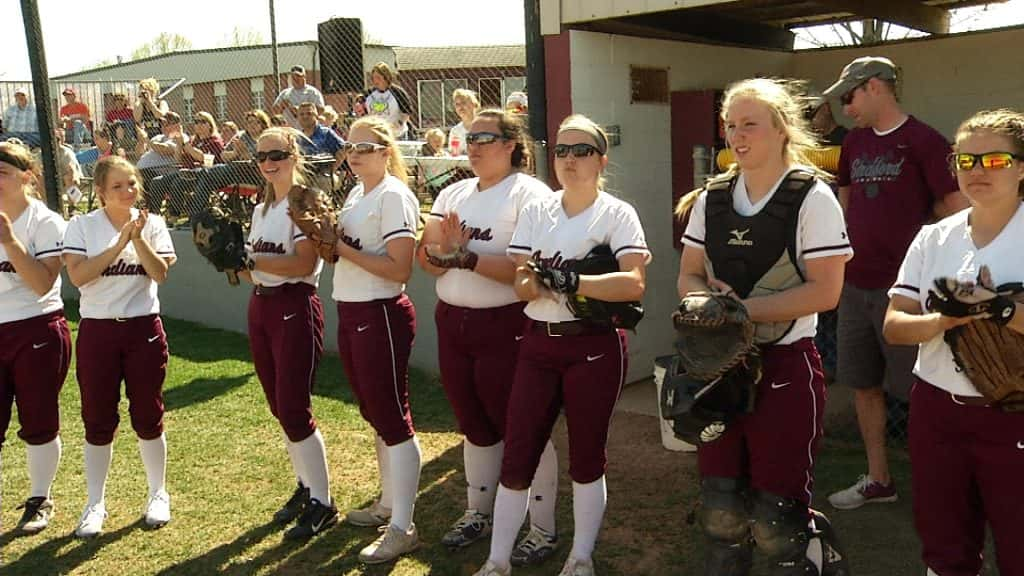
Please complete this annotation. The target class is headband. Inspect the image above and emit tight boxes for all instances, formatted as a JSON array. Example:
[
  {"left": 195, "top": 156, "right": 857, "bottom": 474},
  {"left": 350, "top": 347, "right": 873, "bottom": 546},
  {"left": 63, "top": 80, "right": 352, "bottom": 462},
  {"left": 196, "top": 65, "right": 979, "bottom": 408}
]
[
  {"left": 559, "top": 122, "right": 608, "bottom": 154},
  {"left": 0, "top": 149, "right": 31, "bottom": 172}
]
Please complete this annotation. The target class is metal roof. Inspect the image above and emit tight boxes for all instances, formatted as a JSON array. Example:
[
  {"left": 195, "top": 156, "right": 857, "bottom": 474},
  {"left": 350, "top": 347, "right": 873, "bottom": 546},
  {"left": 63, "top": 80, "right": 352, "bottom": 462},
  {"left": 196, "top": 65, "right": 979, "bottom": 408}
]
[{"left": 395, "top": 45, "right": 525, "bottom": 71}]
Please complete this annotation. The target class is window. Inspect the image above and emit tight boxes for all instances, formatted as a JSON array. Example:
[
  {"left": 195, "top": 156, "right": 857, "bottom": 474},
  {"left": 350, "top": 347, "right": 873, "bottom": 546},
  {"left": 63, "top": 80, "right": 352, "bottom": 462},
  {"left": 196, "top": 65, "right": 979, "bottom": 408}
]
[
  {"left": 250, "top": 78, "right": 266, "bottom": 112},
  {"left": 478, "top": 78, "right": 503, "bottom": 109},
  {"left": 417, "top": 79, "right": 443, "bottom": 130},
  {"left": 251, "top": 90, "right": 264, "bottom": 111},
  {"left": 215, "top": 95, "right": 229, "bottom": 121},
  {"left": 184, "top": 99, "right": 195, "bottom": 123},
  {"left": 442, "top": 78, "right": 468, "bottom": 126}
]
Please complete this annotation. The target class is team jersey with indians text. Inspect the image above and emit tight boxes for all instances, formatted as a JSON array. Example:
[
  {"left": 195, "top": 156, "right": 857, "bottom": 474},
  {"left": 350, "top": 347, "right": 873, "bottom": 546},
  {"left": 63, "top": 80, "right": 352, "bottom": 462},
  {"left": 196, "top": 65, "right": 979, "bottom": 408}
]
[
  {"left": 0, "top": 198, "right": 66, "bottom": 323},
  {"left": 247, "top": 198, "right": 323, "bottom": 288}
]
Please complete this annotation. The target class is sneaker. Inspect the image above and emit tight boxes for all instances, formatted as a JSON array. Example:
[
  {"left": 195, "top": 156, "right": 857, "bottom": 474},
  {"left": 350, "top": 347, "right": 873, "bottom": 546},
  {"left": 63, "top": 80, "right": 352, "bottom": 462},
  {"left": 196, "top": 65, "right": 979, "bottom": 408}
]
[
  {"left": 75, "top": 502, "right": 108, "bottom": 538},
  {"left": 284, "top": 498, "right": 338, "bottom": 540},
  {"left": 145, "top": 489, "right": 171, "bottom": 528},
  {"left": 559, "top": 556, "right": 595, "bottom": 576},
  {"left": 273, "top": 484, "right": 309, "bottom": 524},
  {"left": 827, "top": 474, "right": 898, "bottom": 510},
  {"left": 472, "top": 560, "right": 511, "bottom": 576},
  {"left": 441, "top": 509, "right": 492, "bottom": 548},
  {"left": 345, "top": 500, "right": 392, "bottom": 527},
  {"left": 511, "top": 525, "right": 559, "bottom": 567},
  {"left": 359, "top": 523, "right": 420, "bottom": 564},
  {"left": 15, "top": 496, "right": 54, "bottom": 534}
]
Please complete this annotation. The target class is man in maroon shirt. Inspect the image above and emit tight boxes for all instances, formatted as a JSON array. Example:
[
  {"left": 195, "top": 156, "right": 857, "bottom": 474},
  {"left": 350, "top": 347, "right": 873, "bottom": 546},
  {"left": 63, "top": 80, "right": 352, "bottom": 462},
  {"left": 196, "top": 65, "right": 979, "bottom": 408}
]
[{"left": 822, "top": 57, "right": 968, "bottom": 511}]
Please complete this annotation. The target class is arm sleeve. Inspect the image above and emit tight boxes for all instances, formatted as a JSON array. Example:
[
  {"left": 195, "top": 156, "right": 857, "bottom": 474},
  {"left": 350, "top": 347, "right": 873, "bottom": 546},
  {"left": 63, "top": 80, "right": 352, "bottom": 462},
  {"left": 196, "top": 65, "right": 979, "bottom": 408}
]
[
  {"left": 34, "top": 212, "right": 67, "bottom": 259},
  {"left": 61, "top": 216, "right": 87, "bottom": 256},
  {"left": 680, "top": 191, "right": 708, "bottom": 249},
  {"left": 314, "top": 89, "right": 325, "bottom": 109},
  {"left": 507, "top": 200, "right": 538, "bottom": 257},
  {"left": 393, "top": 86, "right": 413, "bottom": 115},
  {"left": 273, "top": 89, "right": 288, "bottom": 107},
  {"left": 147, "top": 215, "right": 176, "bottom": 257},
  {"left": 428, "top": 183, "right": 452, "bottom": 220},
  {"left": 380, "top": 189, "right": 417, "bottom": 242},
  {"left": 799, "top": 184, "right": 854, "bottom": 261},
  {"left": 889, "top": 227, "right": 927, "bottom": 305},
  {"left": 609, "top": 203, "right": 651, "bottom": 262}
]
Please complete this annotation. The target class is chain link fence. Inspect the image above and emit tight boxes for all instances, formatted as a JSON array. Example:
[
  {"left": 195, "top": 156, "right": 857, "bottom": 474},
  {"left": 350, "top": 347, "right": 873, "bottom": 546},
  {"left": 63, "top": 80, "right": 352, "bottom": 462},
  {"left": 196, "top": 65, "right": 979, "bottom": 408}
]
[{"left": 3, "top": 13, "right": 530, "bottom": 223}]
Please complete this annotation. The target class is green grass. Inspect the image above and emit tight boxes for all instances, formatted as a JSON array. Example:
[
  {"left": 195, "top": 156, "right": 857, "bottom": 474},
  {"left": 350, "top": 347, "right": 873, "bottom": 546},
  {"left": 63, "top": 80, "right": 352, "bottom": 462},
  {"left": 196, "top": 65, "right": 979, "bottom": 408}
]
[{"left": 0, "top": 304, "right": 1001, "bottom": 575}]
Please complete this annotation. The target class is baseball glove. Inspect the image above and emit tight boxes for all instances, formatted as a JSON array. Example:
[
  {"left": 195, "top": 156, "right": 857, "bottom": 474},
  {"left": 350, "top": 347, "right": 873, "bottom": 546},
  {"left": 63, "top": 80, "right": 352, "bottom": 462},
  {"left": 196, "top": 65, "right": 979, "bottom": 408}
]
[
  {"left": 672, "top": 292, "right": 756, "bottom": 382},
  {"left": 287, "top": 185, "right": 339, "bottom": 263},
  {"left": 929, "top": 267, "right": 1024, "bottom": 410},
  {"left": 191, "top": 207, "right": 248, "bottom": 285}
]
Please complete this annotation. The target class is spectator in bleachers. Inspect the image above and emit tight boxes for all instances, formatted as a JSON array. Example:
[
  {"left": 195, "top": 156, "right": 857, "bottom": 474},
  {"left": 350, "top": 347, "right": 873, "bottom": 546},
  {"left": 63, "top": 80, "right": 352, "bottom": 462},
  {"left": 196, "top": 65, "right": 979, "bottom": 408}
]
[
  {"left": 51, "top": 128, "right": 83, "bottom": 202},
  {"left": 272, "top": 65, "right": 325, "bottom": 129},
  {"left": 505, "top": 91, "right": 528, "bottom": 116},
  {"left": 59, "top": 88, "right": 92, "bottom": 149},
  {"left": 296, "top": 102, "right": 345, "bottom": 170},
  {"left": 111, "top": 120, "right": 146, "bottom": 164},
  {"left": 418, "top": 128, "right": 454, "bottom": 200},
  {"left": 138, "top": 112, "right": 187, "bottom": 213},
  {"left": 270, "top": 114, "right": 288, "bottom": 128},
  {"left": 3, "top": 88, "right": 40, "bottom": 148},
  {"left": 220, "top": 121, "right": 239, "bottom": 149},
  {"left": 92, "top": 125, "right": 117, "bottom": 160},
  {"left": 182, "top": 111, "right": 225, "bottom": 167},
  {"left": 365, "top": 62, "right": 413, "bottom": 140},
  {"left": 223, "top": 109, "right": 270, "bottom": 162},
  {"left": 448, "top": 89, "right": 479, "bottom": 156},
  {"left": 321, "top": 105, "right": 341, "bottom": 135},
  {"left": 104, "top": 92, "right": 134, "bottom": 126},
  {"left": 420, "top": 128, "right": 447, "bottom": 157},
  {"left": 134, "top": 78, "right": 169, "bottom": 140}
]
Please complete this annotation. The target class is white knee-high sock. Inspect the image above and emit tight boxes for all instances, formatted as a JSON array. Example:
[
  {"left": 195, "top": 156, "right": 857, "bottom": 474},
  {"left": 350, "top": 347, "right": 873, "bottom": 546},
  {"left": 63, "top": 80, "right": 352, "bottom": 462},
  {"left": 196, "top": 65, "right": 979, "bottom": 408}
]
[
  {"left": 570, "top": 476, "right": 607, "bottom": 561},
  {"left": 487, "top": 484, "right": 530, "bottom": 569},
  {"left": 138, "top": 434, "right": 167, "bottom": 496},
  {"left": 294, "top": 430, "right": 331, "bottom": 505},
  {"left": 376, "top": 435, "right": 393, "bottom": 509},
  {"left": 387, "top": 435, "right": 421, "bottom": 531},
  {"left": 84, "top": 442, "right": 114, "bottom": 506},
  {"left": 464, "top": 439, "right": 503, "bottom": 514},
  {"left": 27, "top": 436, "right": 62, "bottom": 499},
  {"left": 528, "top": 440, "right": 558, "bottom": 534},
  {"left": 283, "top": 433, "right": 305, "bottom": 486}
]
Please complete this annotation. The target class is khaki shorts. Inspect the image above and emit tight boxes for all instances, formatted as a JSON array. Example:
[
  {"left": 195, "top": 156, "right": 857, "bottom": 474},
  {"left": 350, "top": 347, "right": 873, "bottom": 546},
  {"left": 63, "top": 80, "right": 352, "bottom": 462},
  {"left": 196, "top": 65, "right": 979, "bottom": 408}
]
[{"left": 836, "top": 283, "right": 917, "bottom": 401}]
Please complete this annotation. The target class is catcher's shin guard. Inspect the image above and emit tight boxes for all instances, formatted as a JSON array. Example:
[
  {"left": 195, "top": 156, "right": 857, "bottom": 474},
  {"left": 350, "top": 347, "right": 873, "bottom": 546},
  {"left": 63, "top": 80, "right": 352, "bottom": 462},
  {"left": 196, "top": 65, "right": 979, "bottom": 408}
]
[
  {"left": 808, "top": 508, "right": 851, "bottom": 576},
  {"left": 698, "top": 477, "right": 753, "bottom": 576},
  {"left": 750, "top": 491, "right": 820, "bottom": 575}
]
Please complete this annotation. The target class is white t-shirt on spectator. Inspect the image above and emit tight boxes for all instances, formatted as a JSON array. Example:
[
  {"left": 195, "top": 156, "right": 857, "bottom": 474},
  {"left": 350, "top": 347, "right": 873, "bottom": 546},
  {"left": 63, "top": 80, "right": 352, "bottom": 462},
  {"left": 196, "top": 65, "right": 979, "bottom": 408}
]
[
  {"left": 333, "top": 175, "right": 420, "bottom": 302},
  {"left": 681, "top": 167, "right": 853, "bottom": 344},
  {"left": 247, "top": 198, "right": 323, "bottom": 288},
  {"left": 274, "top": 84, "right": 326, "bottom": 128},
  {"left": 0, "top": 198, "right": 66, "bottom": 323},
  {"left": 889, "top": 204, "right": 1024, "bottom": 397},
  {"left": 63, "top": 208, "right": 176, "bottom": 319},
  {"left": 447, "top": 122, "right": 469, "bottom": 155},
  {"left": 508, "top": 191, "right": 651, "bottom": 323},
  {"left": 429, "top": 173, "right": 550, "bottom": 308}
]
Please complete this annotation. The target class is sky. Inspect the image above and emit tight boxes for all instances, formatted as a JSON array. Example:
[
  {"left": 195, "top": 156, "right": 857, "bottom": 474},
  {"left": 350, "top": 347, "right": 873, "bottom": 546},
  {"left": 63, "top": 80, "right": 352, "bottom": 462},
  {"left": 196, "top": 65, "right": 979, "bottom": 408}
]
[{"left": 2, "top": 0, "right": 1022, "bottom": 79}]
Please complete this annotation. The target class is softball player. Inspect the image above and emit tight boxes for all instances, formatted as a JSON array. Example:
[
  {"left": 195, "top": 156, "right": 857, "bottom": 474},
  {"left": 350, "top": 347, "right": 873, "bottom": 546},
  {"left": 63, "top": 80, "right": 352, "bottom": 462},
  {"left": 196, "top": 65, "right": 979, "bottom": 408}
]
[
  {"left": 419, "top": 109, "right": 560, "bottom": 562},
  {"left": 332, "top": 116, "right": 421, "bottom": 564},
  {"left": 474, "top": 115, "right": 650, "bottom": 576},
  {"left": 677, "top": 79, "right": 852, "bottom": 575},
  {"left": 241, "top": 127, "right": 335, "bottom": 540},
  {"left": 884, "top": 109, "right": 1024, "bottom": 576},
  {"left": 62, "top": 156, "right": 177, "bottom": 538},
  {"left": 0, "top": 142, "right": 70, "bottom": 535}
]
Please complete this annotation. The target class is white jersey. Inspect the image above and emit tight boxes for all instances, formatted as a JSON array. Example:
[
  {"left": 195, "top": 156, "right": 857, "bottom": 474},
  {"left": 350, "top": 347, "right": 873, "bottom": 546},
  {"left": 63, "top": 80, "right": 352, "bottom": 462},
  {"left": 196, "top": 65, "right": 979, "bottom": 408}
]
[
  {"left": 247, "top": 198, "right": 323, "bottom": 288},
  {"left": 63, "top": 208, "right": 175, "bottom": 319},
  {"left": 429, "top": 173, "right": 551, "bottom": 308},
  {"left": 273, "top": 84, "right": 325, "bottom": 129},
  {"left": 0, "top": 198, "right": 66, "bottom": 323},
  {"left": 889, "top": 204, "right": 1024, "bottom": 397},
  {"left": 508, "top": 191, "right": 651, "bottom": 323},
  {"left": 682, "top": 168, "right": 853, "bottom": 345},
  {"left": 333, "top": 175, "right": 420, "bottom": 302}
]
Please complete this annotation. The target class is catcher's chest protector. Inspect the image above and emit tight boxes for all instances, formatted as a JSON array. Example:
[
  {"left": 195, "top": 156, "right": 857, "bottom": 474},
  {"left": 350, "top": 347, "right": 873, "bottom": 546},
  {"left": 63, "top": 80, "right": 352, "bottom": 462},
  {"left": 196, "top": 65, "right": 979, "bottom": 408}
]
[{"left": 704, "top": 169, "right": 815, "bottom": 344}]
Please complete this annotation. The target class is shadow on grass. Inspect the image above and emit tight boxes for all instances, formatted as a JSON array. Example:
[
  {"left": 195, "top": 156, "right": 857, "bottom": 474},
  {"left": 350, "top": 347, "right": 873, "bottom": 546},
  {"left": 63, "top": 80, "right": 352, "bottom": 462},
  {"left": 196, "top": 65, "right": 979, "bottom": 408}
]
[
  {"left": 1, "top": 520, "right": 140, "bottom": 575},
  {"left": 149, "top": 521, "right": 283, "bottom": 576},
  {"left": 164, "top": 373, "right": 254, "bottom": 412}
]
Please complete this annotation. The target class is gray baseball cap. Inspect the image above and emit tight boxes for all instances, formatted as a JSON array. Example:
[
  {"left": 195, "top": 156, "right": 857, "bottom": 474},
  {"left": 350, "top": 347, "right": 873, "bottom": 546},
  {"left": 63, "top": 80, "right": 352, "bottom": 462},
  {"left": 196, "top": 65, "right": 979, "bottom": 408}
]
[{"left": 823, "top": 56, "right": 897, "bottom": 98}]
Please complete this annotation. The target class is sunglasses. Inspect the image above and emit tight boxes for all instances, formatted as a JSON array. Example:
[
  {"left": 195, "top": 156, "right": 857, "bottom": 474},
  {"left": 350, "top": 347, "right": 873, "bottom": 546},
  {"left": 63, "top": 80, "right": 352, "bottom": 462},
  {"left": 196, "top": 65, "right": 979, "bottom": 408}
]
[
  {"left": 343, "top": 141, "right": 387, "bottom": 154},
  {"left": 553, "top": 143, "right": 601, "bottom": 159},
  {"left": 465, "top": 132, "right": 505, "bottom": 146},
  {"left": 839, "top": 81, "right": 868, "bottom": 106},
  {"left": 949, "top": 152, "right": 1021, "bottom": 171},
  {"left": 255, "top": 149, "right": 292, "bottom": 163}
]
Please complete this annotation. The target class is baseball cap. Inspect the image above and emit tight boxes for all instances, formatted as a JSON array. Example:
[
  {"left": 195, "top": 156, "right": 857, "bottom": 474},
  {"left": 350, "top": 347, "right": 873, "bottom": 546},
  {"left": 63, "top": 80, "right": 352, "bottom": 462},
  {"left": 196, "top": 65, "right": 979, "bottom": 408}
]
[
  {"left": 822, "top": 56, "right": 898, "bottom": 98},
  {"left": 290, "top": 65, "right": 306, "bottom": 75},
  {"left": 506, "top": 91, "right": 528, "bottom": 109},
  {"left": 14, "top": 87, "right": 27, "bottom": 96},
  {"left": 62, "top": 87, "right": 76, "bottom": 96}
]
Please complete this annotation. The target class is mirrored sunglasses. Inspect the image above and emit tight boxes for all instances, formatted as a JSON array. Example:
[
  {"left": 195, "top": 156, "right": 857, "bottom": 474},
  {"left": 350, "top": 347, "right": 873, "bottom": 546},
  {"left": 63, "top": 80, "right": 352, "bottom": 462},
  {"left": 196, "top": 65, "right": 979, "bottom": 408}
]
[
  {"left": 343, "top": 141, "right": 387, "bottom": 154},
  {"left": 465, "top": 132, "right": 505, "bottom": 146},
  {"left": 553, "top": 143, "right": 601, "bottom": 159},
  {"left": 949, "top": 152, "right": 1020, "bottom": 171}
]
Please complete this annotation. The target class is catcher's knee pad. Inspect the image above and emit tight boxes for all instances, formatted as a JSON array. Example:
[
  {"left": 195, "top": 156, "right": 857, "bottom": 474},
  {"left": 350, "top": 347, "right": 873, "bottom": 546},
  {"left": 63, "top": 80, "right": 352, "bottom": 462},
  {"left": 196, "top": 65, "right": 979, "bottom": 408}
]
[
  {"left": 698, "top": 477, "right": 753, "bottom": 576},
  {"left": 750, "top": 491, "right": 819, "bottom": 575}
]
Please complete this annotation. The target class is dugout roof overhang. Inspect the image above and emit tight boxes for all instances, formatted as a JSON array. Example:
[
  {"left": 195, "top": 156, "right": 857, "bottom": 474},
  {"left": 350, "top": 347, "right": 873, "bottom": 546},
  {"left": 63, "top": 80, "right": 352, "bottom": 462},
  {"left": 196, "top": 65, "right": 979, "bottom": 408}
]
[{"left": 541, "top": 0, "right": 1004, "bottom": 49}]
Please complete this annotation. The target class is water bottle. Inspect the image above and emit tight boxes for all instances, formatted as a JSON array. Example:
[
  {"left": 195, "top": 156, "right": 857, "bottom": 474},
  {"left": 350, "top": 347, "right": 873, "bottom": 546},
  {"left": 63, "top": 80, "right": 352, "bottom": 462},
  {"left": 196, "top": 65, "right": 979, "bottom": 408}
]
[{"left": 450, "top": 134, "right": 461, "bottom": 156}]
